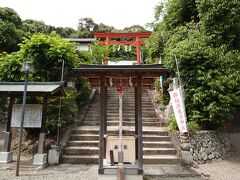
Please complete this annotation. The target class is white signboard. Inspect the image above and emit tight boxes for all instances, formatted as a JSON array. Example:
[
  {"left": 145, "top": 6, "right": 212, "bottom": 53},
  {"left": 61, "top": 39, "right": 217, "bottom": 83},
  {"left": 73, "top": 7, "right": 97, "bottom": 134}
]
[
  {"left": 169, "top": 88, "right": 188, "bottom": 133},
  {"left": 11, "top": 104, "right": 43, "bottom": 128}
]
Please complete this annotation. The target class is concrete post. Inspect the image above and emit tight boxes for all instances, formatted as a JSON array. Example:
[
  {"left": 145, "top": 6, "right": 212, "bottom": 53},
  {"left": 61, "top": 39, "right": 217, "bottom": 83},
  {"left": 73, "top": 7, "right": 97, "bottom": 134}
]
[
  {"left": 33, "top": 133, "right": 47, "bottom": 165},
  {"left": 0, "top": 97, "right": 14, "bottom": 163}
]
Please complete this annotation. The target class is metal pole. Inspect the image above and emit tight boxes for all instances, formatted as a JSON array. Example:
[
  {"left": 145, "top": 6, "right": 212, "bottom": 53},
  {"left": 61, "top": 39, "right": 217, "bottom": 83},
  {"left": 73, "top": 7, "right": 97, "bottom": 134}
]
[
  {"left": 174, "top": 55, "right": 182, "bottom": 88},
  {"left": 16, "top": 70, "right": 29, "bottom": 176},
  {"left": 56, "top": 60, "right": 64, "bottom": 146},
  {"left": 161, "top": 79, "right": 165, "bottom": 115}
]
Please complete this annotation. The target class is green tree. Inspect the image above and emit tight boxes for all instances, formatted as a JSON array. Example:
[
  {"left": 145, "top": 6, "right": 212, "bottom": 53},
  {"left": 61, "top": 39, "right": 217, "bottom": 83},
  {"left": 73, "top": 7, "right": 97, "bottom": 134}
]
[
  {"left": 0, "top": 7, "right": 25, "bottom": 53},
  {"left": 0, "top": 52, "right": 23, "bottom": 81},
  {"left": 77, "top": 17, "right": 96, "bottom": 38},
  {"left": 146, "top": 0, "right": 240, "bottom": 129},
  {"left": 0, "top": 7, "right": 22, "bottom": 28},
  {"left": 0, "top": 20, "right": 25, "bottom": 53},
  {"left": 123, "top": 25, "right": 147, "bottom": 32},
  {"left": 20, "top": 32, "right": 78, "bottom": 81},
  {"left": 94, "top": 23, "right": 115, "bottom": 32},
  {"left": 196, "top": 0, "right": 240, "bottom": 49},
  {"left": 22, "top": 19, "right": 48, "bottom": 34}
]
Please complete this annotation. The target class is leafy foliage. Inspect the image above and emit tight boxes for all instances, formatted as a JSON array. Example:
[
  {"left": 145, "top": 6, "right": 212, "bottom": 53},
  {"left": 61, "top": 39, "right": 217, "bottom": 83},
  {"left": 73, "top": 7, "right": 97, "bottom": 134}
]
[
  {"left": 46, "top": 88, "right": 79, "bottom": 134},
  {"left": 19, "top": 32, "right": 78, "bottom": 81},
  {"left": 147, "top": 0, "right": 240, "bottom": 130},
  {"left": 196, "top": 0, "right": 240, "bottom": 49},
  {"left": 0, "top": 7, "right": 22, "bottom": 28},
  {"left": 0, "top": 52, "right": 23, "bottom": 81},
  {"left": 0, "top": 7, "right": 26, "bottom": 53}
]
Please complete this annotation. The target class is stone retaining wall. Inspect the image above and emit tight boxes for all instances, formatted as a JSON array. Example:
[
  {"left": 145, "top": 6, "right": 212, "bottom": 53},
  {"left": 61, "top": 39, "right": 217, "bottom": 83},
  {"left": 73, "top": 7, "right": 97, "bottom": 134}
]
[
  {"left": 176, "top": 130, "right": 231, "bottom": 166},
  {"left": 190, "top": 131, "right": 231, "bottom": 164}
]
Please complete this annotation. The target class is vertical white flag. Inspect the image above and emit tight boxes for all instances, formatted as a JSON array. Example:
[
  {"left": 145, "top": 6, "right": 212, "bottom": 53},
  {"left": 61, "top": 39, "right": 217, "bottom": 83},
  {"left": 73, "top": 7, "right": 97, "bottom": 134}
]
[{"left": 169, "top": 87, "right": 188, "bottom": 133}]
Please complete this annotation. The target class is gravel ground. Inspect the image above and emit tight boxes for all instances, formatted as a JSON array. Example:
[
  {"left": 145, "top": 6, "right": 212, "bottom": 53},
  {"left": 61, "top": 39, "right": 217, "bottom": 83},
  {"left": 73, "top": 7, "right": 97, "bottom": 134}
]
[
  {"left": 1, "top": 154, "right": 240, "bottom": 180},
  {"left": 0, "top": 164, "right": 99, "bottom": 180},
  {"left": 195, "top": 153, "right": 240, "bottom": 180}
]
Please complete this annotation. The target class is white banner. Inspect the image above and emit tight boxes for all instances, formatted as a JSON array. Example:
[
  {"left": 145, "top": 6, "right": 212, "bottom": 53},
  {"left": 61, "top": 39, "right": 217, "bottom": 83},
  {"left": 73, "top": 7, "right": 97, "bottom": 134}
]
[{"left": 169, "top": 87, "right": 188, "bottom": 133}]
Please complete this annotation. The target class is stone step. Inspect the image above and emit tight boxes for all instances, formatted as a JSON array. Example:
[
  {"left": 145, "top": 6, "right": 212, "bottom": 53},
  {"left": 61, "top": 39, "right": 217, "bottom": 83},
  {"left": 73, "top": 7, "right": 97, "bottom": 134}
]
[
  {"left": 68, "top": 140, "right": 174, "bottom": 149},
  {"left": 61, "top": 155, "right": 98, "bottom": 164},
  {"left": 71, "top": 133, "right": 170, "bottom": 142},
  {"left": 72, "top": 129, "right": 168, "bottom": 136},
  {"left": 81, "top": 121, "right": 160, "bottom": 127},
  {"left": 68, "top": 140, "right": 99, "bottom": 147},
  {"left": 143, "top": 148, "right": 176, "bottom": 155},
  {"left": 143, "top": 165, "right": 201, "bottom": 180},
  {"left": 107, "top": 98, "right": 150, "bottom": 100},
  {"left": 106, "top": 102, "right": 153, "bottom": 105},
  {"left": 83, "top": 116, "right": 158, "bottom": 120},
  {"left": 84, "top": 112, "right": 157, "bottom": 117},
  {"left": 87, "top": 109, "right": 156, "bottom": 113},
  {"left": 143, "top": 141, "right": 173, "bottom": 148},
  {"left": 64, "top": 147, "right": 176, "bottom": 156},
  {"left": 61, "top": 155, "right": 179, "bottom": 165},
  {"left": 87, "top": 105, "right": 155, "bottom": 110},
  {"left": 107, "top": 112, "right": 156, "bottom": 116},
  {"left": 143, "top": 135, "right": 171, "bottom": 141},
  {"left": 143, "top": 155, "right": 180, "bottom": 164},
  {"left": 106, "top": 119, "right": 159, "bottom": 123},
  {"left": 70, "top": 134, "right": 99, "bottom": 141},
  {"left": 107, "top": 105, "right": 153, "bottom": 108},
  {"left": 82, "top": 117, "right": 159, "bottom": 122},
  {"left": 64, "top": 146, "right": 98, "bottom": 155}
]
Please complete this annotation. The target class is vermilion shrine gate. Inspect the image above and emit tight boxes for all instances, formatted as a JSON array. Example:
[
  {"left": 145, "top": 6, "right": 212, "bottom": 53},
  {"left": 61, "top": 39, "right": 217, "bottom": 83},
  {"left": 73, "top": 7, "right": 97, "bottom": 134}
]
[
  {"left": 94, "top": 32, "right": 152, "bottom": 65},
  {"left": 72, "top": 64, "right": 169, "bottom": 178}
]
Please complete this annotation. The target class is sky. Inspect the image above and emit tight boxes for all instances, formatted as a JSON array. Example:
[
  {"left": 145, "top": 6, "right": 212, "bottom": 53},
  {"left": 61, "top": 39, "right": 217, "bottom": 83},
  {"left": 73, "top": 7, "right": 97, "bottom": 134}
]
[{"left": 0, "top": 0, "right": 160, "bottom": 30}]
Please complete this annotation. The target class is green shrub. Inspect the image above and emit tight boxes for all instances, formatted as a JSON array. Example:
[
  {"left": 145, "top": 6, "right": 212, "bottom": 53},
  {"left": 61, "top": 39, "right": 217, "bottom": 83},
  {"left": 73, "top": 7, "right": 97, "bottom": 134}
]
[
  {"left": 168, "top": 114, "right": 201, "bottom": 132},
  {"left": 168, "top": 114, "right": 178, "bottom": 131},
  {"left": 46, "top": 88, "right": 79, "bottom": 134},
  {"left": 187, "top": 121, "right": 201, "bottom": 132}
]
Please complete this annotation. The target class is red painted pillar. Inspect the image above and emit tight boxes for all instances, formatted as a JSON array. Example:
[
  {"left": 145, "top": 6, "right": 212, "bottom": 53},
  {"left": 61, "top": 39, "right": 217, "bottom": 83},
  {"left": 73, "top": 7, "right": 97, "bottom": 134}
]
[{"left": 136, "top": 37, "right": 141, "bottom": 65}]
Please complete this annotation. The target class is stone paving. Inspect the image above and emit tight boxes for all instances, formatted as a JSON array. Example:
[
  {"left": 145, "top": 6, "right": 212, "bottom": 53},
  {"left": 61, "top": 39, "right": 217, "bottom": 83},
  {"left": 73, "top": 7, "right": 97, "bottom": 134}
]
[
  {"left": 0, "top": 156, "right": 201, "bottom": 180},
  {"left": 1, "top": 156, "right": 240, "bottom": 180}
]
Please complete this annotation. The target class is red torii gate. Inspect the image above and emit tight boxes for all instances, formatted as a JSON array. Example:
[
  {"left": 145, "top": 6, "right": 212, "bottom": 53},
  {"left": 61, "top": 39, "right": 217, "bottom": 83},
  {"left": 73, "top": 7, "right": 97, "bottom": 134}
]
[{"left": 94, "top": 32, "right": 152, "bottom": 65}]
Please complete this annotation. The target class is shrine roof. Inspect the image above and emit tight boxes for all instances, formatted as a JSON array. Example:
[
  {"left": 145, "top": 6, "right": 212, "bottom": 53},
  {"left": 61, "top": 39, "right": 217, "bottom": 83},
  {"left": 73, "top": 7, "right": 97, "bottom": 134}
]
[
  {"left": 72, "top": 64, "right": 169, "bottom": 88},
  {"left": 72, "top": 64, "right": 169, "bottom": 77},
  {"left": 0, "top": 82, "right": 65, "bottom": 97}
]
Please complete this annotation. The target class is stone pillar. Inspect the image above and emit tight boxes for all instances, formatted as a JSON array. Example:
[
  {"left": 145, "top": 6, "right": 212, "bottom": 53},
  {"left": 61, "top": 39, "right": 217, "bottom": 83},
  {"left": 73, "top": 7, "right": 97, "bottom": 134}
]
[
  {"left": 33, "top": 96, "right": 48, "bottom": 166},
  {"left": 0, "top": 97, "right": 14, "bottom": 163}
]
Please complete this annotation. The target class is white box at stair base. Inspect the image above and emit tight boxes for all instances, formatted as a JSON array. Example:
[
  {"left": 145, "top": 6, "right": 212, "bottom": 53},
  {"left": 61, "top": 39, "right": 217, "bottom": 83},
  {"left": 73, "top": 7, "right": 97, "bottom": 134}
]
[
  {"left": 169, "top": 87, "right": 188, "bottom": 133},
  {"left": 106, "top": 136, "right": 135, "bottom": 164}
]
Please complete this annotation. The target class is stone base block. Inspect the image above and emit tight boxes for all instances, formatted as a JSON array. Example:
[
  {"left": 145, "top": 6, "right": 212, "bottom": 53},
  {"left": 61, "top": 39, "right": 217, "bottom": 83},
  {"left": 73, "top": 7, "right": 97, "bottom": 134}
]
[
  {"left": 98, "top": 175, "right": 143, "bottom": 180},
  {"left": 0, "top": 152, "right": 13, "bottom": 163},
  {"left": 33, "top": 153, "right": 47, "bottom": 165},
  {"left": 48, "top": 148, "right": 61, "bottom": 165}
]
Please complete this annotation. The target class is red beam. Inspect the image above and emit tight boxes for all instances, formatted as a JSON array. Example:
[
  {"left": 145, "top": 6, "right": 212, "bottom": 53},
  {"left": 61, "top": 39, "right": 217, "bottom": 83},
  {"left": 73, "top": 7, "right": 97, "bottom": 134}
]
[
  {"left": 94, "top": 32, "right": 152, "bottom": 38},
  {"left": 97, "top": 40, "right": 145, "bottom": 45}
]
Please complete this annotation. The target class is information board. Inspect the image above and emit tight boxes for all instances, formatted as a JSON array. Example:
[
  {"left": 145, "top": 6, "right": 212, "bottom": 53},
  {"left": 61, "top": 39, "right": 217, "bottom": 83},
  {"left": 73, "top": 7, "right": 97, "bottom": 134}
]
[{"left": 11, "top": 104, "right": 42, "bottom": 128}]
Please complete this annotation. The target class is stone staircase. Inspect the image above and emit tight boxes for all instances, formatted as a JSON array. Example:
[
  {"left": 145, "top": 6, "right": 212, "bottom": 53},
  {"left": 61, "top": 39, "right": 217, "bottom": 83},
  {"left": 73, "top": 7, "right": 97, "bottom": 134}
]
[{"left": 62, "top": 88, "right": 179, "bottom": 165}]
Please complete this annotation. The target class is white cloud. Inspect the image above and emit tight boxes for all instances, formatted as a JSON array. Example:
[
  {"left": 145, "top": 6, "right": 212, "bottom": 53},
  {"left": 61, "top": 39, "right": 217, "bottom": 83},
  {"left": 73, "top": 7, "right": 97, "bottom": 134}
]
[{"left": 0, "top": 0, "right": 160, "bottom": 29}]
